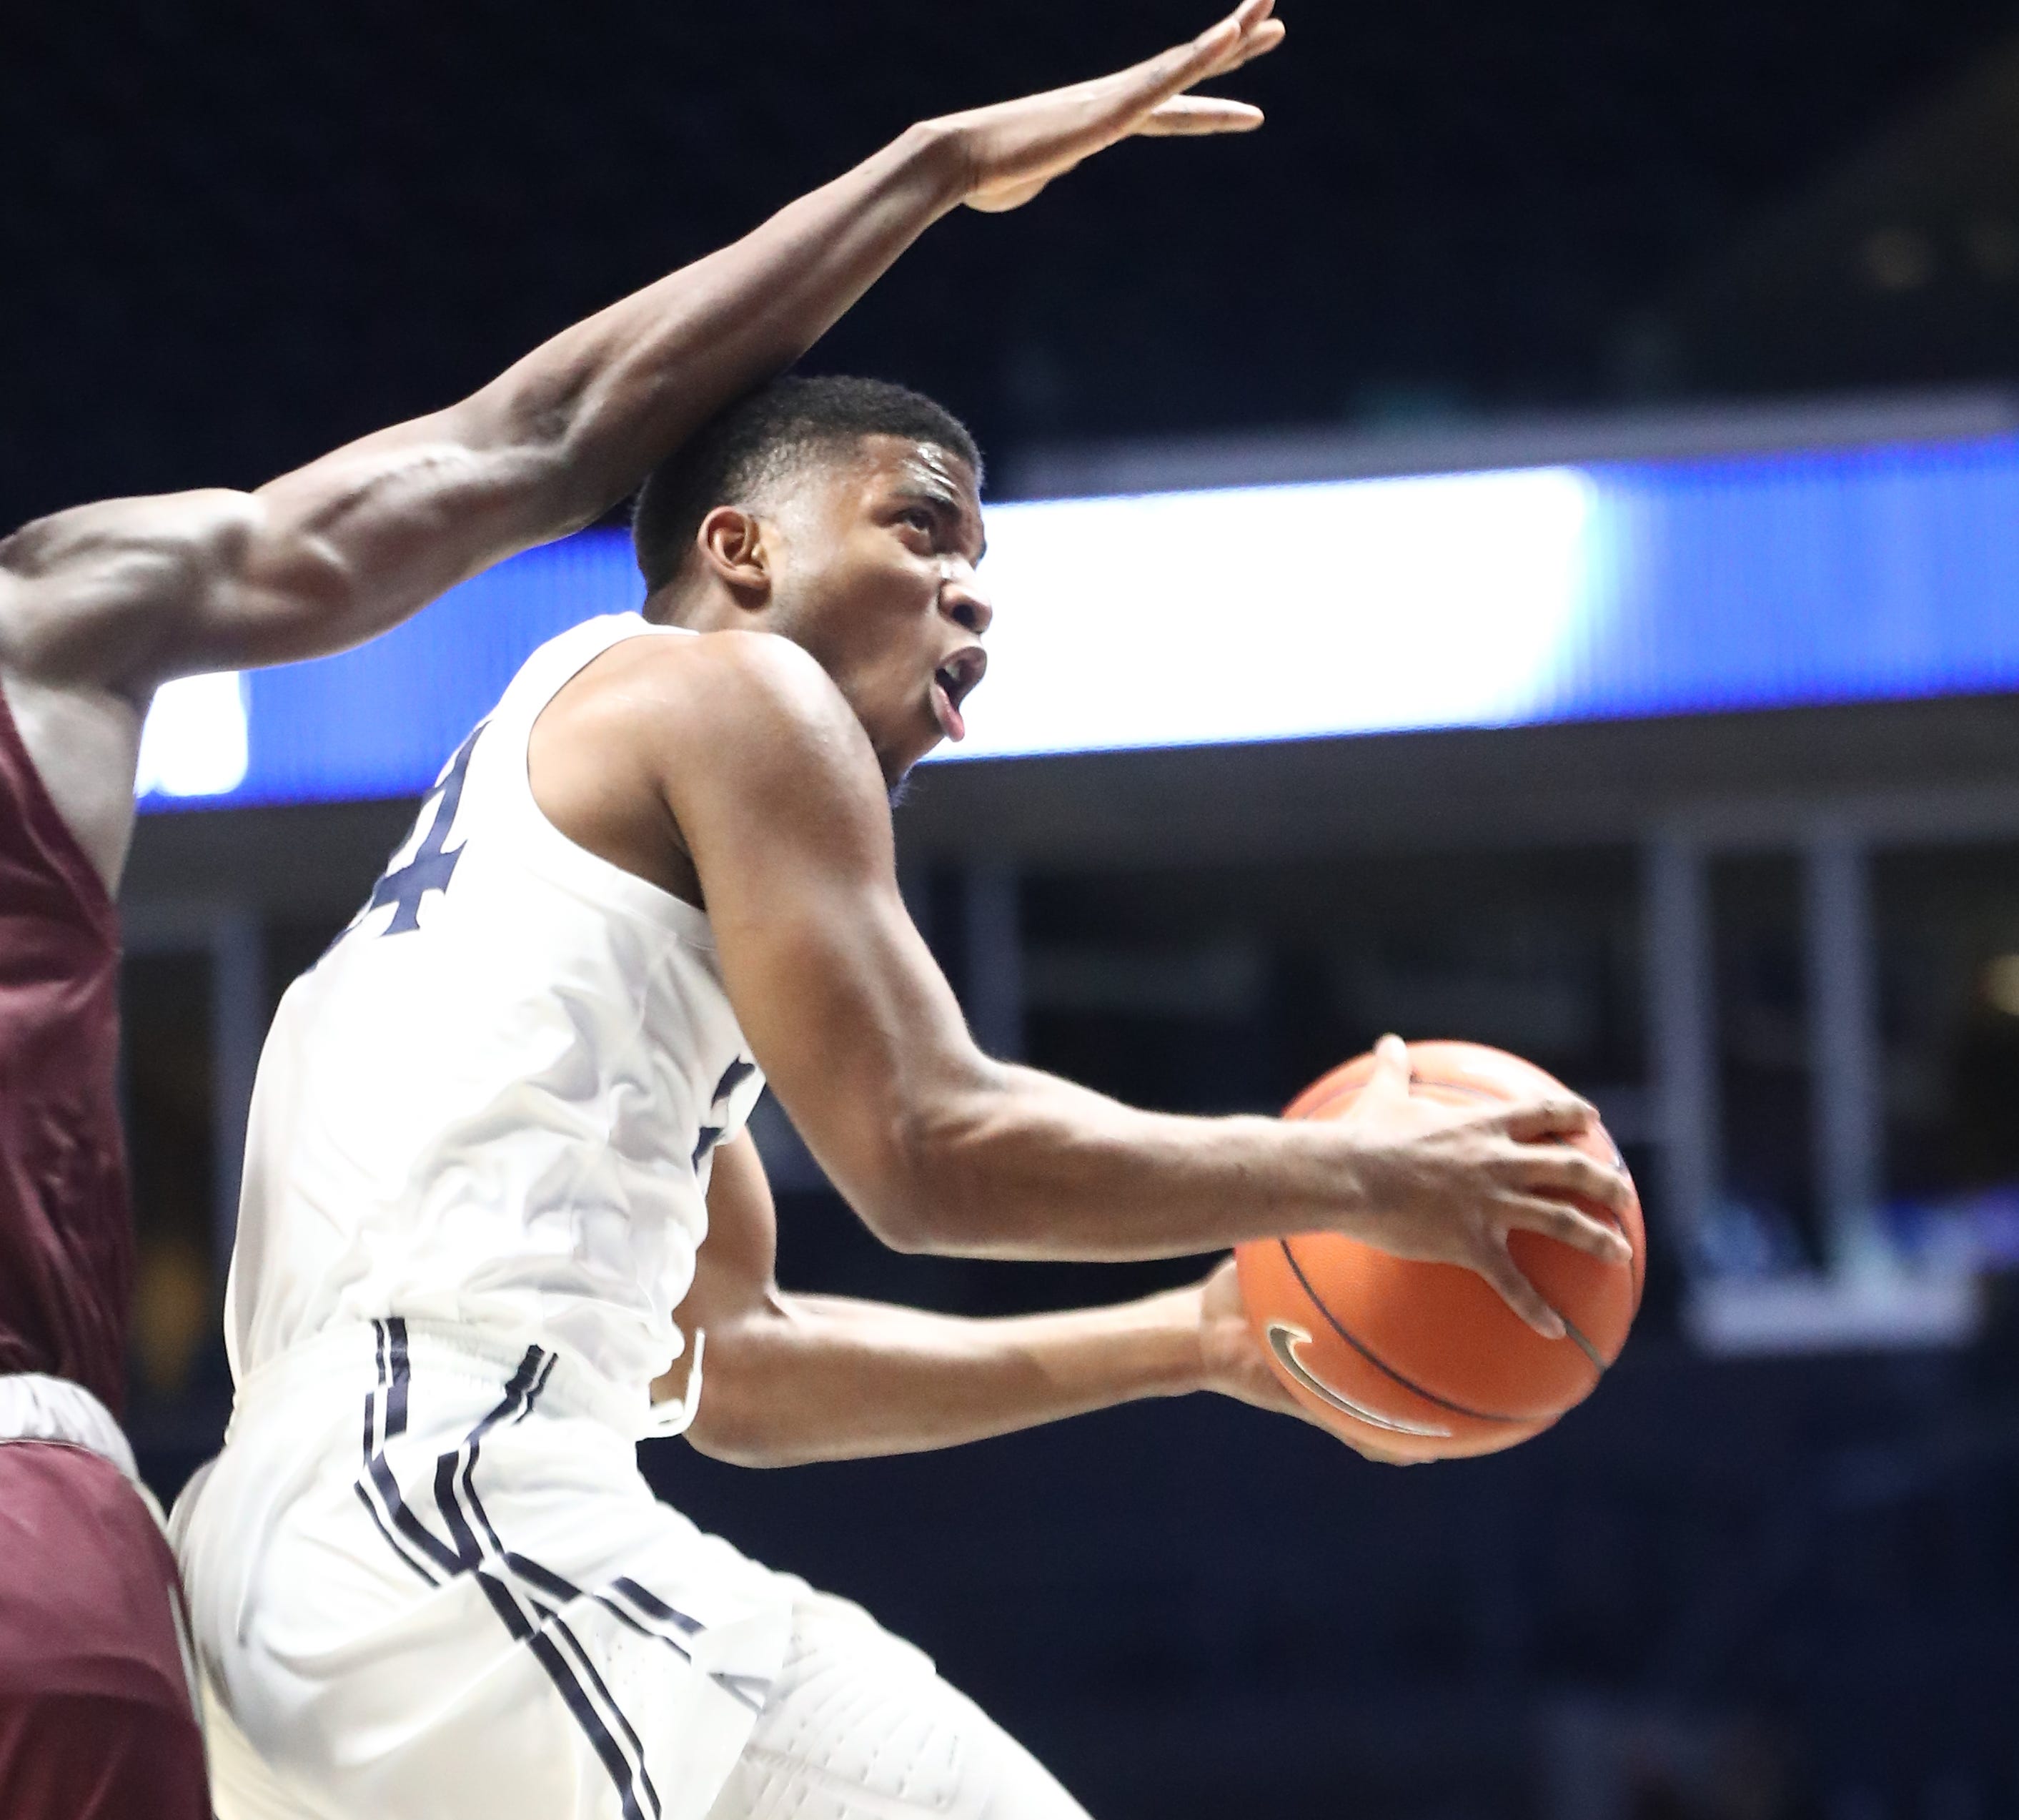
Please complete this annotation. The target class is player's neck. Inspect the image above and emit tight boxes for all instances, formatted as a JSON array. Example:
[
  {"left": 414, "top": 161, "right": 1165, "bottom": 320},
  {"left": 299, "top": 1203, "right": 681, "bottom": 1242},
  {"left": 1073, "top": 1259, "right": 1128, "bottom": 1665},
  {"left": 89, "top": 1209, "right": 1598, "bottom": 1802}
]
[{"left": 643, "top": 585, "right": 758, "bottom": 638}]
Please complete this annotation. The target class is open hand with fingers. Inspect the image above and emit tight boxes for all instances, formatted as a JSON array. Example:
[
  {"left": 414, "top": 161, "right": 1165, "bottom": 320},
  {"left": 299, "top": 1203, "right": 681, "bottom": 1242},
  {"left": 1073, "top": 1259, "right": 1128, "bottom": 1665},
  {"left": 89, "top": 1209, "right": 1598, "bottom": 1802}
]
[
  {"left": 1317, "top": 1035, "right": 1635, "bottom": 1338},
  {"left": 922, "top": 1, "right": 1286, "bottom": 214}
]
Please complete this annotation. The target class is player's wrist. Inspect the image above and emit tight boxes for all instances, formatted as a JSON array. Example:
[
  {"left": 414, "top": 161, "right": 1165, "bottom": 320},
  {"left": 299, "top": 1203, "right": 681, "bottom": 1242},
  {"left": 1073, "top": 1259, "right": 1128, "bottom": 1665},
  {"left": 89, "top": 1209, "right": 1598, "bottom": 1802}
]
[
  {"left": 1257, "top": 1117, "right": 1381, "bottom": 1240},
  {"left": 1122, "top": 1286, "right": 1214, "bottom": 1400}
]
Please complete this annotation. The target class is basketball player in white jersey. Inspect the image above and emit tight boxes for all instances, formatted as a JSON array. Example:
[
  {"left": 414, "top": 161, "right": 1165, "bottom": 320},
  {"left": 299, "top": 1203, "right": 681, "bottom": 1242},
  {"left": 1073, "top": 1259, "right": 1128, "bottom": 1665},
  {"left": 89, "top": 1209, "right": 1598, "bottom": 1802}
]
[
  {"left": 0, "top": 7, "right": 1296, "bottom": 1813},
  {"left": 174, "top": 31, "right": 1637, "bottom": 1820}
]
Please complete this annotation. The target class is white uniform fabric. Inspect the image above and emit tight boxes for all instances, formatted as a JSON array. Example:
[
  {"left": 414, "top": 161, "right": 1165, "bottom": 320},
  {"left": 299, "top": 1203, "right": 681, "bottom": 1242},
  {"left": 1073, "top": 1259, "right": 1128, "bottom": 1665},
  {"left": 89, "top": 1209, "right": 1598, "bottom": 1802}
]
[
  {"left": 177, "top": 1322, "right": 1087, "bottom": 1820},
  {"left": 227, "top": 613, "right": 763, "bottom": 1418},
  {"left": 182, "top": 615, "right": 1088, "bottom": 1820},
  {"left": 703, "top": 1598, "right": 1091, "bottom": 1820},
  {"left": 177, "top": 1320, "right": 793, "bottom": 1820}
]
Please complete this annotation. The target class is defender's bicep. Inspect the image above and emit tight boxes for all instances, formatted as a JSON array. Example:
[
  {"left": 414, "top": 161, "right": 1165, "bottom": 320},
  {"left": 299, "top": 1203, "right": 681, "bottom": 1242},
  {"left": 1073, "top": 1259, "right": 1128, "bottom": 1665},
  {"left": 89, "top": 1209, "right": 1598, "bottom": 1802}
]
[{"left": 0, "top": 490, "right": 259, "bottom": 691}]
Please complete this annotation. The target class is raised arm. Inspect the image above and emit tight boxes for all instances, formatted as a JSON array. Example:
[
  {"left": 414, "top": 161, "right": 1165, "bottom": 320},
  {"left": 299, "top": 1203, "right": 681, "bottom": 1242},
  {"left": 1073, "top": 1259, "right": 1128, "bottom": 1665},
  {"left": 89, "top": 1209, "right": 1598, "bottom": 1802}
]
[
  {"left": 606, "top": 632, "right": 1634, "bottom": 1337},
  {"left": 0, "top": 1, "right": 1286, "bottom": 696}
]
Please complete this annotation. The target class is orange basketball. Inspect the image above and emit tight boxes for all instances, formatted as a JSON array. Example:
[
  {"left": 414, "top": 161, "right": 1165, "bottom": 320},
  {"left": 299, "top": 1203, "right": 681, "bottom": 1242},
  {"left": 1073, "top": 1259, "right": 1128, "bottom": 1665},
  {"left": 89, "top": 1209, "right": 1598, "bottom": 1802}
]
[{"left": 1235, "top": 1041, "right": 1645, "bottom": 1463}]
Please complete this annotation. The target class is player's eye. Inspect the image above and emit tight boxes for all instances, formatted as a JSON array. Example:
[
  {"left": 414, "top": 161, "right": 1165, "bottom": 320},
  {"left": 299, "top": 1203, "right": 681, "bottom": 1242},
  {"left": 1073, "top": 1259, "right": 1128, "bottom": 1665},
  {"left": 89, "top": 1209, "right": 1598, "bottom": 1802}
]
[{"left": 898, "top": 507, "right": 936, "bottom": 538}]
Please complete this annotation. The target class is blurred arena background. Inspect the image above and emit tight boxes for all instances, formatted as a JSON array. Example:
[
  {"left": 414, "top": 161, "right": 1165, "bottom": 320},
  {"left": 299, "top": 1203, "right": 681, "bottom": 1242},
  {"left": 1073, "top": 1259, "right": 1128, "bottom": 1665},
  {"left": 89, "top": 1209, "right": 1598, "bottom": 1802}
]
[{"left": 15, "top": 2, "right": 2019, "bottom": 1814}]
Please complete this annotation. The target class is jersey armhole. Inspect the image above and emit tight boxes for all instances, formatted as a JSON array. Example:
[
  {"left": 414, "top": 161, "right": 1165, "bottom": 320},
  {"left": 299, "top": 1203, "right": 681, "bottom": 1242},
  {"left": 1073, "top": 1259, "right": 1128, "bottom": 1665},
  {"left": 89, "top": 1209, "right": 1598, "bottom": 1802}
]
[{"left": 490, "top": 618, "right": 720, "bottom": 948}]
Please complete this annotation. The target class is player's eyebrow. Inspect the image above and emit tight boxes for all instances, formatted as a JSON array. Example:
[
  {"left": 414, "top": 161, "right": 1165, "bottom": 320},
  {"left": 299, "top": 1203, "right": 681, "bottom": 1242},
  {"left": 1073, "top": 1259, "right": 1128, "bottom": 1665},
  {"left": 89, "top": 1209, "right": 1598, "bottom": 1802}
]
[{"left": 894, "top": 483, "right": 986, "bottom": 563}]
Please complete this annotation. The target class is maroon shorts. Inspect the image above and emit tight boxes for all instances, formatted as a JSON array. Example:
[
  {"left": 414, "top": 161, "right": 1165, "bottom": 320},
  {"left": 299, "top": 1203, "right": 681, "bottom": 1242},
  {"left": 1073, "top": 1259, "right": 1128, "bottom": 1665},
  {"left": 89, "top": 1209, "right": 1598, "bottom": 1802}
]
[{"left": 0, "top": 1440, "right": 209, "bottom": 1819}]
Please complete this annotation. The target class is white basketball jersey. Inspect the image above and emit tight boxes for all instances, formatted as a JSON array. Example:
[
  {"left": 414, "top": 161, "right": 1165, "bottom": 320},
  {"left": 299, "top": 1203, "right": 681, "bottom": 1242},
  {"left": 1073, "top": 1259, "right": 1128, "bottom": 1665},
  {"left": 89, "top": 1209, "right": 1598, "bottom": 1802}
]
[{"left": 227, "top": 614, "right": 765, "bottom": 1413}]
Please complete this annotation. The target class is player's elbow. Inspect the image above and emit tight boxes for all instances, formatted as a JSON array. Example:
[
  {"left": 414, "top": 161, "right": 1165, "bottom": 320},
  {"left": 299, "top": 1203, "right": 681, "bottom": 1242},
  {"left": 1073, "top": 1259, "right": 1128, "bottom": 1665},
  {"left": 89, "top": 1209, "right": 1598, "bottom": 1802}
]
[
  {"left": 849, "top": 1132, "right": 957, "bottom": 1257},
  {"left": 679, "top": 1344, "right": 811, "bottom": 1469},
  {"left": 851, "top": 1184, "right": 939, "bottom": 1257},
  {"left": 683, "top": 1400, "right": 796, "bottom": 1469},
  {"left": 863, "top": 1082, "right": 1013, "bottom": 1257}
]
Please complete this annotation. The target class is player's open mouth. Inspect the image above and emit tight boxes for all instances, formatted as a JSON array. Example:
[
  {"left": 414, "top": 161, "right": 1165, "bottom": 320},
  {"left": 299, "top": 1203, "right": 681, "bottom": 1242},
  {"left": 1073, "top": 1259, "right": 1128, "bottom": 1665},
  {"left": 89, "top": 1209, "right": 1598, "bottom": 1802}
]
[{"left": 930, "top": 648, "right": 986, "bottom": 743}]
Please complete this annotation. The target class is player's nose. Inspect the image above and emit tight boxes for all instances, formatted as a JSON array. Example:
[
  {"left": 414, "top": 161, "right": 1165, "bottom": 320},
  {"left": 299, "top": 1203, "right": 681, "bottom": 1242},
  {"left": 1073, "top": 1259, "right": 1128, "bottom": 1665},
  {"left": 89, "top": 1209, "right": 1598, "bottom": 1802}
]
[{"left": 941, "top": 575, "right": 993, "bottom": 638}]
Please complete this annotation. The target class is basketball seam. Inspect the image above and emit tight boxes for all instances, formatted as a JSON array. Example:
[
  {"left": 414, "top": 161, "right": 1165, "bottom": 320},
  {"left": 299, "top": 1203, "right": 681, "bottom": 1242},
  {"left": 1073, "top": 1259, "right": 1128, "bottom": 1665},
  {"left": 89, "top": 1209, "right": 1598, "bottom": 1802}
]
[
  {"left": 1279, "top": 1238, "right": 1526, "bottom": 1426},
  {"left": 1294, "top": 1065, "right": 1642, "bottom": 1355}
]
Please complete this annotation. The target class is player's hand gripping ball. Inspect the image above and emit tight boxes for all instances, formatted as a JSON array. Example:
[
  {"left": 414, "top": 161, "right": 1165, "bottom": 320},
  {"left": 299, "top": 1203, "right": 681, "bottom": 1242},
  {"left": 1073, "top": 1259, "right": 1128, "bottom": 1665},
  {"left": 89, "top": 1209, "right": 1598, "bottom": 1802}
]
[{"left": 1236, "top": 1042, "right": 1645, "bottom": 1463}]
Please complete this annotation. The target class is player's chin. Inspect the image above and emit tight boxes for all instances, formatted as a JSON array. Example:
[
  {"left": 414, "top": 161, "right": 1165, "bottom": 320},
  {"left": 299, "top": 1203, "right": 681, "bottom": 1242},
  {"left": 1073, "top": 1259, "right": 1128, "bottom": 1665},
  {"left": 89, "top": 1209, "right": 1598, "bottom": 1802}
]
[{"left": 898, "top": 711, "right": 947, "bottom": 774}]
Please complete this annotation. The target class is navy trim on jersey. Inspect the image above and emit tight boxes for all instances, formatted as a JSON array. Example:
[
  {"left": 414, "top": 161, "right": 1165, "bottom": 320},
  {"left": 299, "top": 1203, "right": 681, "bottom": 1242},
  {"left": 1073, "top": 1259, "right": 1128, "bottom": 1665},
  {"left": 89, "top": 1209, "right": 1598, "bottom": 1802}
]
[
  {"left": 384, "top": 1317, "right": 412, "bottom": 1438},
  {"left": 691, "top": 1056, "right": 759, "bottom": 1172},
  {"left": 354, "top": 1319, "right": 457, "bottom": 1583},
  {"left": 350, "top": 1325, "right": 685, "bottom": 1820}
]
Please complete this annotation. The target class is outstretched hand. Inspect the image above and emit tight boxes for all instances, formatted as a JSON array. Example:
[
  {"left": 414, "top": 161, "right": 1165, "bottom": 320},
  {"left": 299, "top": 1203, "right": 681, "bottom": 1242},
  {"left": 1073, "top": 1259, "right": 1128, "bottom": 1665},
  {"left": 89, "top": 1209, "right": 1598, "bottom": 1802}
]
[{"left": 928, "top": 1, "right": 1286, "bottom": 214}]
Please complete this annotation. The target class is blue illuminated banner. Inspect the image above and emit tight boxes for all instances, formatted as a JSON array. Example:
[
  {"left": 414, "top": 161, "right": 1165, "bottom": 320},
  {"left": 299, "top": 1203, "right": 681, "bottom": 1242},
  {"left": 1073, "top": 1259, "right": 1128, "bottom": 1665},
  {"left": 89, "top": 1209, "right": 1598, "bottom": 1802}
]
[{"left": 137, "top": 430, "right": 2019, "bottom": 809}]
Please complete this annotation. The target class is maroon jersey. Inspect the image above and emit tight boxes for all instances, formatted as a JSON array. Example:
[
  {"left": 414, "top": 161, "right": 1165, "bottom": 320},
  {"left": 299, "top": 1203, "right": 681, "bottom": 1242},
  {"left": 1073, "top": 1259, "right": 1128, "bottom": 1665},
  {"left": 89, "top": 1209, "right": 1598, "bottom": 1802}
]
[
  {"left": 0, "top": 685, "right": 132, "bottom": 1415},
  {"left": 0, "top": 1441, "right": 209, "bottom": 1819}
]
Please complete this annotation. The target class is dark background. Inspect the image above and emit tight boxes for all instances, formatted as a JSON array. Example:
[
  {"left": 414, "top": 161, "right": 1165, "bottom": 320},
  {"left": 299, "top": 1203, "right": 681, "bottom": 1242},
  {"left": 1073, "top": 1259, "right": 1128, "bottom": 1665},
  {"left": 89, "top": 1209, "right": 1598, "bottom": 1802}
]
[
  {"left": 18, "top": 4, "right": 2019, "bottom": 1816},
  {"left": 12, "top": 0, "right": 2019, "bottom": 520}
]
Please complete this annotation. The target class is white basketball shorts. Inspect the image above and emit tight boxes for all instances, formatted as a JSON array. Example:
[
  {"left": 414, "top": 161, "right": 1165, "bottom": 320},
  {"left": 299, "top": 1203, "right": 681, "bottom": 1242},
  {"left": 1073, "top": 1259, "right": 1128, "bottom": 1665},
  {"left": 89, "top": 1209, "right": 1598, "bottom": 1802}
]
[{"left": 173, "top": 1320, "right": 1088, "bottom": 1820}]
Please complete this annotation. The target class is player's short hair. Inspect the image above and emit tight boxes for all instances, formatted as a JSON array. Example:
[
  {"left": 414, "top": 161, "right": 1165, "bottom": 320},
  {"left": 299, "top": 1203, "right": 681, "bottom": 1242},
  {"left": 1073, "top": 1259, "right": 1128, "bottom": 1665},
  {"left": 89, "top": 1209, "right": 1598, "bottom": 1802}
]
[{"left": 631, "top": 375, "right": 983, "bottom": 591}]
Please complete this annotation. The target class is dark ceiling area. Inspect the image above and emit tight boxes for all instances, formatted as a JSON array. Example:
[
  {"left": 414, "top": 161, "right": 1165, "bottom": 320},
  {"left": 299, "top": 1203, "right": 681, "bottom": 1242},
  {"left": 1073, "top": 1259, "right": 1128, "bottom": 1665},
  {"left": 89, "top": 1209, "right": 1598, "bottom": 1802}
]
[{"left": 7, "top": 0, "right": 2019, "bottom": 526}]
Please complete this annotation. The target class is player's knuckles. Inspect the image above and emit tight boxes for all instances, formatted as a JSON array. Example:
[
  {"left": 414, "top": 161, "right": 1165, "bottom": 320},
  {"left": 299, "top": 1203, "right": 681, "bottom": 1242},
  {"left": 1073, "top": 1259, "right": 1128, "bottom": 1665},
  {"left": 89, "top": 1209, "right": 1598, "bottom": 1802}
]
[
  {"left": 1554, "top": 1212, "right": 1619, "bottom": 1253},
  {"left": 1526, "top": 1149, "right": 1603, "bottom": 1192},
  {"left": 1556, "top": 1152, "right": 1629, "bottom": 1204}
]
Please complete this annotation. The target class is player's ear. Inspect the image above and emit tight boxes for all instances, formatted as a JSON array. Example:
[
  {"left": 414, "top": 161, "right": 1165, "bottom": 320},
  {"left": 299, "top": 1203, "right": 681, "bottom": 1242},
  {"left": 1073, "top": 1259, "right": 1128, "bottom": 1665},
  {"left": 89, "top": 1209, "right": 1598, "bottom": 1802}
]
[{"left": 694, "top": 506, "right": 774, "bottom": 612}]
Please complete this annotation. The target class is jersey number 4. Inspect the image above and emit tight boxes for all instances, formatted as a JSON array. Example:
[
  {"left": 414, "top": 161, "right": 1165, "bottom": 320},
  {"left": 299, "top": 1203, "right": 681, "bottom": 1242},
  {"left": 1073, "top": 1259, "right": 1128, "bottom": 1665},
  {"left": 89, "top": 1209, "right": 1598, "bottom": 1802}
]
[{"left": 367, "top": 723, "right": 485, "bottom": 936}]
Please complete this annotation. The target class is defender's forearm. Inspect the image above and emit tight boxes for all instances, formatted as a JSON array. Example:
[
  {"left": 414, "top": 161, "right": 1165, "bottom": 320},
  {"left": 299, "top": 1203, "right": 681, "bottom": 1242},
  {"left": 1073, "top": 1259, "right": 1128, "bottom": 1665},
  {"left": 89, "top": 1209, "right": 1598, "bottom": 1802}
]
[
  {"left": 463, "top": 123, "right": 967, "bottom": 533},
  {"left": 681, "top": 1287, "right": 1204, "bottom": 1468},
  {"left": 205, "top": 127, "right": 970, "bottom": 678}
]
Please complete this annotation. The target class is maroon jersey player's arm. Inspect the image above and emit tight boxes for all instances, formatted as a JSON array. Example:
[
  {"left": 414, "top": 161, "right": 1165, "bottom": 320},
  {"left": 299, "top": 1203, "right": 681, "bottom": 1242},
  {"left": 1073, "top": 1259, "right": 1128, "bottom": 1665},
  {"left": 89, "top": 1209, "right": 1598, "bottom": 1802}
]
[{"left": 0, "top": 2, "right": 1286, "bottom": 891}]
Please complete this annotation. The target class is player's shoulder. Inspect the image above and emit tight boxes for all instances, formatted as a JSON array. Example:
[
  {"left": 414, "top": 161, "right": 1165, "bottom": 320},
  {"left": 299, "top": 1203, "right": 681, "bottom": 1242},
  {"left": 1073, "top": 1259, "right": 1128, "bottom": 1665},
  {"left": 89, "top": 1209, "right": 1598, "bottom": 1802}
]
[
  {"left": 579, "top": 625, "right": 880, "bottom": 807},
  {"left": 605, "top": 625, "right": 856, "bottom": 739}
]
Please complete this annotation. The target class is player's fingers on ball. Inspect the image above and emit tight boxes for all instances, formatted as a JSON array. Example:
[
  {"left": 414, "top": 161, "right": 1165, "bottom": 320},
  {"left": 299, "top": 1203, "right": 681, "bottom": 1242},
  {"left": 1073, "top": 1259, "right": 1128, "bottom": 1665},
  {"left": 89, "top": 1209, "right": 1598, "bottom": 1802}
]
[
  {"left": 1361, "top": 1032, "right": 1411, "bottom": 1102},
  {"left": 1498, "top": 1093, "right": 1597, "bottom": 1142},
  {"left": 1477, "top": 1245, "right": 1567, "bottom": 1339},
  {"left": 1139, "top": 97, "right": 1265, "bottom": 135},
  {"left": 1500, "top": 1192, "right": 1633, "bottom": 1262},
  {"left": 1514, "top": 1144, "right": 1632, "bottom": 1212}
]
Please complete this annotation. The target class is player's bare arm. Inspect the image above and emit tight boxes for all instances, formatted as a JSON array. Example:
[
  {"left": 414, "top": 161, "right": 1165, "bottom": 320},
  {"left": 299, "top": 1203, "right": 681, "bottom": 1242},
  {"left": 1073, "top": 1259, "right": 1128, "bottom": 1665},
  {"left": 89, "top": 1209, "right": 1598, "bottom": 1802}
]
[
  {"left": 662, "top": 1131, "right": 1206, "bottom": 1465},
  {"left": 529, "top": 628, "right": 1632, "bottom": 1337},
  {"left": 0, "top": 0, "right": 1285, "bottom": 890},
  {"left": 667, "top": 1132, "right": 1361, "bottom": 1466}
]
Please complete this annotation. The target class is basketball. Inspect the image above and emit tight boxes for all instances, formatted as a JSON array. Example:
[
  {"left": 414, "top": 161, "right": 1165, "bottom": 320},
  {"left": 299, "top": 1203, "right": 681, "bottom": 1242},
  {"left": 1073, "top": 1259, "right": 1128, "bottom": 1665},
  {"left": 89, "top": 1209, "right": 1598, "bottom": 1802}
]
[{"left": 1236, "top": 1041, "right": 1645, "bottom": 1463}]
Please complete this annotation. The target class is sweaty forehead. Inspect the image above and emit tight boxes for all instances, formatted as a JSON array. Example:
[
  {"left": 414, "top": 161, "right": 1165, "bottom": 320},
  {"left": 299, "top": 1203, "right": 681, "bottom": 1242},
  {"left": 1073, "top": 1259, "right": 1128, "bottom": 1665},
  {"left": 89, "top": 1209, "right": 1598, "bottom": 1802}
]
[
  {"left": 847, "top": 435, "right": 983, "bottom": 542},
  {"left": 856, "top": 435, "right": 977, "bottom": 498}
]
